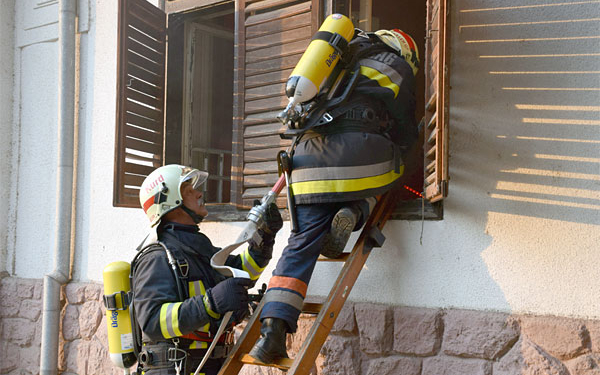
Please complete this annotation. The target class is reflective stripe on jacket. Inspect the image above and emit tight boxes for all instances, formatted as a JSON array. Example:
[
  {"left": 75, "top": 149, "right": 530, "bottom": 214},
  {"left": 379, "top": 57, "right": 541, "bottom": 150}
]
[
  {"left": 288, "top": 46, "right": 416, "bottom": 204},
  {"left": 290, "top": 131, "right": 403, "bottom": 204},
  {"left": 132, "top": 223, "right": 268, "bottom": 345}
]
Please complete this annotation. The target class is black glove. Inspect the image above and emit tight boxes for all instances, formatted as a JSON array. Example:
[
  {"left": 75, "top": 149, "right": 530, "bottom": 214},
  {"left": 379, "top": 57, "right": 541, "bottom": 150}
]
[
  {"left": 262, "top": 202, "right": 283, "bottom": 235},
  {"left": 205, "top": 277, "right": 252, "bottom": 315},
  {"left": 231, "top": 306, "right": 250, "bottom": 324}
]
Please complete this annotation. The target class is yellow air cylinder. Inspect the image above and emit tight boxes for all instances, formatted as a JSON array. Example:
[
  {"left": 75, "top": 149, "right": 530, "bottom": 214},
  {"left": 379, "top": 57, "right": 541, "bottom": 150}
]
[
  {"left": 285, "top": 13, "right": 354, "bottom": 107},
  {"left": 103, "top": 261, "right": 137, "bottom": 369}
]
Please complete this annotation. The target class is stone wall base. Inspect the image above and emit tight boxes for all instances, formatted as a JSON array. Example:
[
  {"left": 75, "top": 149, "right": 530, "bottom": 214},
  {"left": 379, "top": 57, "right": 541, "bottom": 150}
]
[{"left": 2, "top": 277, "right": 600, "bottom": 375}]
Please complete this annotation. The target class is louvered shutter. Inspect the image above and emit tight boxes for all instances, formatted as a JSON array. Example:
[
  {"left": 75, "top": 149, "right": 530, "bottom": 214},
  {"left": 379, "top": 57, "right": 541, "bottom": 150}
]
[
  {"left": 423, "top": 0, "right": 451, "bottom": 202},
  {"left": 114, "top": 0, "right": 166, "bottom": 207},
  {"left": 232, "top": 0, "right": 320, "bottom": 208}
]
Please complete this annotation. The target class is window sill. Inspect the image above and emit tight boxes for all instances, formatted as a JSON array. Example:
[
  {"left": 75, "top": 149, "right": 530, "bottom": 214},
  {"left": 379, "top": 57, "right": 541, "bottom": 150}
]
[{"left": 204, "top": 199, "right": 442, "bottom": 223}]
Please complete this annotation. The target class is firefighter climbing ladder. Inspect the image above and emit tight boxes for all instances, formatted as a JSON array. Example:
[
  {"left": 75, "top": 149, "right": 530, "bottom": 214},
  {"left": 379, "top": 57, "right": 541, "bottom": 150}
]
[{"left": 218, "top": 189, "right": 399, "bottom": 375}]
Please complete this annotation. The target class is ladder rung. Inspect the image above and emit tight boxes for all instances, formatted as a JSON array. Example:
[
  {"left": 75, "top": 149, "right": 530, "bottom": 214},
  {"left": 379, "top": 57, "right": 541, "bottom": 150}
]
[
  {"left": 302, "top": 302, "right": 323, "bottom": 314},
  {"left": 317, "top": 253, "right": 350, "bottom": 262},
  {"left": 240, "top": 354, "right": 293, "bottom": 370}
]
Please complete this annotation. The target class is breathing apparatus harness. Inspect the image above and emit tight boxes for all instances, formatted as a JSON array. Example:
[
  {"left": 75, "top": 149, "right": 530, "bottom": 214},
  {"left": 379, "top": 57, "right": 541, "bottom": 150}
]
[
  {"left": 281, "top": 30, "right": 400, "bottom": 149},
  {"left": 128, "top": 233, "right": 234, "bottom": 374}
]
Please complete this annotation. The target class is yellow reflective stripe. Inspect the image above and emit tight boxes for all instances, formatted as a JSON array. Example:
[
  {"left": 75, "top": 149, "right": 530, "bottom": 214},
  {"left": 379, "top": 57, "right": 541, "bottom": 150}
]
[
  {"left": 200, "top": 322, "right": 210, "bottom": 332},
  {"left": 241, "top": 248, "right": 265, "bottom": 280},
  {"left": 189, "top": 341, "right": 208, "bottom": 349},
  {"left": 203, "top": 295, "right": 221, "bottom": 319},
  {"left": 188, "top": 280, "right": 211, "bottom": 331},
  {"left": 290, "top": 167, "right": 403, "bottom": 195},
  {"left": 188, "top": 280, "right": 207, "bottom": 297},
  {"left": 159, "top": 302, "right": 183, "bottom": 339},
  {"left": 360, "top": 66, "right": 400, "bottom": 98}
]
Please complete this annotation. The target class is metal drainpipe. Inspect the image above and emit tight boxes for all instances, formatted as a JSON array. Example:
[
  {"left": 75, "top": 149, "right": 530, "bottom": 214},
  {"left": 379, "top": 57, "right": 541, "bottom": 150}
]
[{"left": 40, "top": 0, "right": 77, "bottom": 374}]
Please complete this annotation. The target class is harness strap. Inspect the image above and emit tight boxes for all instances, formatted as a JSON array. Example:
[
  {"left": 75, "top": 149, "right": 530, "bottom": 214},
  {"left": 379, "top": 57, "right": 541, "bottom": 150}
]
[{"left": 311, "top": 30, "right": 349, "bottom": 55}]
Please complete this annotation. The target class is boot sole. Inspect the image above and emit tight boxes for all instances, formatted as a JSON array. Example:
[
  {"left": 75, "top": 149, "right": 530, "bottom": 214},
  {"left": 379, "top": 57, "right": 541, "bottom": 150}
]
[
  {"left": 248, "top": 343, "right": 288, "bottom": 365},
  {"left": 321, "top": 208, "right": 356, "bottom": 259}
]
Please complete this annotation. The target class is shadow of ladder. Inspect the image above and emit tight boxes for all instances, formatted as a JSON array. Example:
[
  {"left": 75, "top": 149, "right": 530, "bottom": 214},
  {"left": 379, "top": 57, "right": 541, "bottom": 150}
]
[{"left": 218, "top": 190, "right": 399, "bottom": 375}]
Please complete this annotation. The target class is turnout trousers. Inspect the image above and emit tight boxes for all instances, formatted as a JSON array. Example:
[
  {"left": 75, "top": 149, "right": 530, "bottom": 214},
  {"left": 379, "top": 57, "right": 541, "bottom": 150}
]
[{"left": 259, "top": 202, "right": 360, "bottom": 332}]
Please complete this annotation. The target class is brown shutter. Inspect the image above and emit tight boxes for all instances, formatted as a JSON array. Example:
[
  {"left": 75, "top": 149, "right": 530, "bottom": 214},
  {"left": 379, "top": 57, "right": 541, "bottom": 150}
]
[
  {"left": 423, "top": 0, "right": 451, "bottom": 202},
  {"left": 113, "top": 0, "right": 167, "bottom": 207},
  {"left": 232, "top": 0, "right": 321, "bottom": 208}
]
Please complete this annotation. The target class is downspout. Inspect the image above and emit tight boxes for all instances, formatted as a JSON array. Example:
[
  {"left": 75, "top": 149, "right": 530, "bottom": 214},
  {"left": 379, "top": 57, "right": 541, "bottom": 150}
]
[{"left": 40, "top": 0, "right": 77, "bottom": 374}]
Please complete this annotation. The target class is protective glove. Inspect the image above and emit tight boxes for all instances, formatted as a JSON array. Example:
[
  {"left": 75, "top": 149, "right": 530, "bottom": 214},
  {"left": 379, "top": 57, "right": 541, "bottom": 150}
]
[
  {"left": 204, "top": 277, "right": 252, "bottom": 316},
  {"left": 262, "top": 202, "right": 283, "bottom": 236},
  {"left": 255, "top": 201, "right": 283, "bottom": 240},
  {"left": 231, "top": 305, "right": 250, "bottom": 325}
]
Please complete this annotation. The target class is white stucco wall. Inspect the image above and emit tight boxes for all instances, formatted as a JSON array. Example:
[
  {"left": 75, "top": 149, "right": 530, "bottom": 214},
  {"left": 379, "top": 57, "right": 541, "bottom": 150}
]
[
  {"left": 309, "top": 0, "right": 600, "bottom": 319},
  {"left": 6, "top": 0, "right": 600, "bottom": 321},
  {"left": 0, "top": 0, "right": 15, "bottom": 275}
]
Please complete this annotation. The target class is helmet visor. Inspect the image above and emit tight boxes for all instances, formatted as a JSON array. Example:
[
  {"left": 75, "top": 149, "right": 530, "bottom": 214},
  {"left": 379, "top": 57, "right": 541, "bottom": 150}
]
[{"left": 181, "top": 167, "right": 209, "bottom": 190}]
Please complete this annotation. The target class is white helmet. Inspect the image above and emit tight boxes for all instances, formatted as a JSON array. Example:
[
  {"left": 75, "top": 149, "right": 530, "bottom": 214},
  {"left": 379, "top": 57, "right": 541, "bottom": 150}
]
[
  {"left": 375, "top": 29, "right": 420, "bottom": 76},
  {"left": 139, "top": 164, "right": 208, "bottom": 227}
]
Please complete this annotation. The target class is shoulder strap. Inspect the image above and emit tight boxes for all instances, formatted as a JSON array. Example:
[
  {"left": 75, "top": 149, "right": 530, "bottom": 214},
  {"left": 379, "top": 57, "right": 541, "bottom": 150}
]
[
  {"left": 285, "top": 34, "right": 395, "bottom": 140},
  {"left": 129, "top": 240, "right": 191, "bottom": 355}
]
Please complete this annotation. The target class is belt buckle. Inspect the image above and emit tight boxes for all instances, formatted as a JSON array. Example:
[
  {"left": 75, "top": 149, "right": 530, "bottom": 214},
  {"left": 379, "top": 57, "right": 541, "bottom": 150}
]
[
  {"left": 167, "top": 347, "right": 187, "bottom": 363},
  {"left": 225, "top": 330, "right": 235, "bottom": 345}
]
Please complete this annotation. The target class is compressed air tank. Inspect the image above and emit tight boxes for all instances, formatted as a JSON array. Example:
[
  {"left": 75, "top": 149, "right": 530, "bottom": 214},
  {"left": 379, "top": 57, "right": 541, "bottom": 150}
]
[
  {"left": 285, "top": 13, "right": 354, "bottom": 107},
  {"left": 103, "top": 261, "right": 137, "bottom": 369}
]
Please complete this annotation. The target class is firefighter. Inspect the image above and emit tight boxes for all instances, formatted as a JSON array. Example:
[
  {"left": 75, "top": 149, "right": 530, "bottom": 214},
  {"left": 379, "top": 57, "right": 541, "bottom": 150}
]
[
  {"left": 249, "top": 29, "right": 419, "bottom": 364},
  {"left": 132, "top": 164, "right": 282, "bottom": 375}
]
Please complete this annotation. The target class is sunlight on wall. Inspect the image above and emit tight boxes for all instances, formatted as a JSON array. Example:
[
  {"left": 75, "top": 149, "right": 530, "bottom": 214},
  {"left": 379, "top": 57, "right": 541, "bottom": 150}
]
[{"left": 456, "top": 0, "right": 600, "bottom": 316}]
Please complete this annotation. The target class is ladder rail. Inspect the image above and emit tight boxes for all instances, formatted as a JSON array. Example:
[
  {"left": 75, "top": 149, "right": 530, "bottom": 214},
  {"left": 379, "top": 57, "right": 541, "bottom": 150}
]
[
  {"left": 218, "top": 189, "right": 399, "bottom": 375},
  {"left": 286, "top": 191, "right": 398, "bottom": 374},
  {"left": 218, "top": 299, "right": 264, "bottom": 375}
]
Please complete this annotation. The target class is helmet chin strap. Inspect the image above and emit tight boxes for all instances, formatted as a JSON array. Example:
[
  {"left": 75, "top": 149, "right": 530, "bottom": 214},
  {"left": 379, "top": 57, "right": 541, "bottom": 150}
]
[{"left": 181, "top": 204, "right": 204, "bottom": 224}]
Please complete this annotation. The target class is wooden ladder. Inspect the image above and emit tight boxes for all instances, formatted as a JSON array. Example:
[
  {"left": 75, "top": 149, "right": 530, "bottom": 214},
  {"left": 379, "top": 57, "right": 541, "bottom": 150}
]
[{"left": 218, "top": 190, "right": 399, "bottom": 375}]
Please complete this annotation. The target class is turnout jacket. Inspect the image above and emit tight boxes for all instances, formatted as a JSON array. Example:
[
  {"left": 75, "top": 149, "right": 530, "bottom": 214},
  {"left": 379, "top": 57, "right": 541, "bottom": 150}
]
[
  {"left": 289, "top": 36, "right": 417, "bottom": 204},
  {"left": 132, "top": 222, "right": 269, "bottom": 349}
]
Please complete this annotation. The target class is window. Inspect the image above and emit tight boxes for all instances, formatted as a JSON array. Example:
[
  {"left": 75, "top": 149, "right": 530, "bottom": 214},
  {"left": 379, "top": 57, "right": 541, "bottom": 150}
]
[
  {"left": 165, "top": 3, "right": 235, "bottom": 205},
  {"left": 114, "top": 0, "right": 450, "bottom": 221}
]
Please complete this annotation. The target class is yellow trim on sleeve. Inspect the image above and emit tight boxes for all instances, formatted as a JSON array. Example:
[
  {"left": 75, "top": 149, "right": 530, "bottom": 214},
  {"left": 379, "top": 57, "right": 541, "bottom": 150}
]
[
  {"left": 360, "top": 66, "right": 400, "bottom": 98},
  {"left": 203, "top": 295, "right": 221, "bottom": 319},
  {"left": 159, "top": 302, "right": 183, "bottom": 339},
  {"left": 242, "top": 248, "right": 266, "bottom": 280}
]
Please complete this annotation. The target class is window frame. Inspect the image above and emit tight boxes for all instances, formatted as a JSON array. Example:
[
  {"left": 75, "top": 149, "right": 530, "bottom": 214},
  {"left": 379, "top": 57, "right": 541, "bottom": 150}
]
[{"left": 114, "top": 0, "right": 451, "bottom": 221}]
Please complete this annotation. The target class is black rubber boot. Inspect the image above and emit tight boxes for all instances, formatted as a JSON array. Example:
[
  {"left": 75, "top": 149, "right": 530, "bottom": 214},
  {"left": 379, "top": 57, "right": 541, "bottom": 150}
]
[
  {"left": 248, "top": 318, "right": 289, "bottom": 364},
  {"left": 320, "top": 206, "right": 360, "bottom": 259}
]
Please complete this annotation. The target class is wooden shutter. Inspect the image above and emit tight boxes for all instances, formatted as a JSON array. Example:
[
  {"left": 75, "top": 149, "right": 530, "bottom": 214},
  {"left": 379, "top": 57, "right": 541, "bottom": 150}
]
[
  {"left": 232, "top": 0, "right": 320, "bottom": 208},
  {"left": 423, "top": 0, "right": 451, "bottom": 202},
  {"left": 114, "top": 0, "right": 167, "bottom": 207}
]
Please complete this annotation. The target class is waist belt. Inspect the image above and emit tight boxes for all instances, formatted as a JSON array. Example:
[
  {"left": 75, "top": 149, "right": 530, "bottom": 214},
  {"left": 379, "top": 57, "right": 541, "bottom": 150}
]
[
  {"left": 138, "top": 342, "right": 186, "bottom": 370},
  {"left": 181, "top": 329, "right": 235, "bottom": 344},
  {"left": 139, "top": 341, "right": 234, "bottom": 370},
  {"left": 298, "top": 120, "right": 384, "bottom": 144}
]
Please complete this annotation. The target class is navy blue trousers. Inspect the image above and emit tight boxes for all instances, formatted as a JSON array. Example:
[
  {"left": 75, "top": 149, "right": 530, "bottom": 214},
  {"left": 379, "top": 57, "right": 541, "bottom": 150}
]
[{"left": 260, "top": 200, "right": 368, "bottom": 332}]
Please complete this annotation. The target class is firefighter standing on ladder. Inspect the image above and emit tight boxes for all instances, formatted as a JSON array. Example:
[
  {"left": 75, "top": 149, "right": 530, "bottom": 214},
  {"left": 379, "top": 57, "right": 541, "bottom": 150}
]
[
  {"left": 131, "top": 164, "right": 283, "bottom": 374},
  {"left": 249, "top": 28, "right": 420, "bottom": 364}
]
